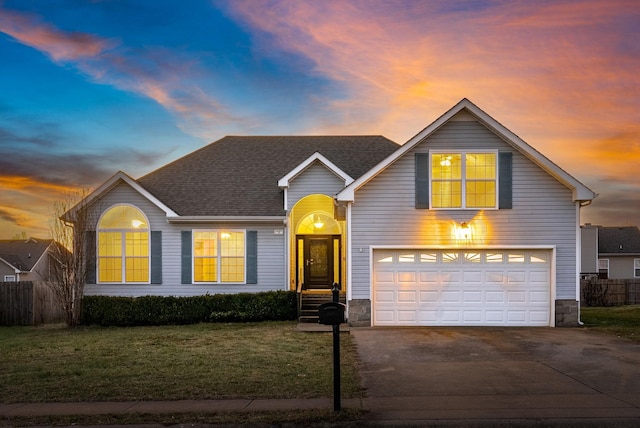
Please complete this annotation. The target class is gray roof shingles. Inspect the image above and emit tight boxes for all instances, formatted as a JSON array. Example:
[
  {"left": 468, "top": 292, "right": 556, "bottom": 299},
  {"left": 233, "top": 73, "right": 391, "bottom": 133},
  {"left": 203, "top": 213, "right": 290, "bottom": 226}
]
[
  {"left": 598, "top": 226, "right": 640, "bottom": 254},
  {"left": 0, "top": 238, "right": 53, "bottom": 271},
  {"left": 137, "top": 136, "right": 400, "bottom": 216}
]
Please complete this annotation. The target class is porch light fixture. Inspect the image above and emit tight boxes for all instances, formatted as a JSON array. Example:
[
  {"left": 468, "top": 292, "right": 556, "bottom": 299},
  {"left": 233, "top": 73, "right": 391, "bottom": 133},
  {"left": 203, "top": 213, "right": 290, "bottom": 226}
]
[
  {"left": 455, "top": 221, "right": 473, "bottom": 241},
  {"left": 313, "top": 214, "right": 325, "bottom": 230}
]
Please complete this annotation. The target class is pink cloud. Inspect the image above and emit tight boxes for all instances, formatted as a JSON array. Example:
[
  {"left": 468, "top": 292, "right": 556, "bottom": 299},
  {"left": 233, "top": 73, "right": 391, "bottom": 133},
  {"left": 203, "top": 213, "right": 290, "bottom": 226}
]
[{"left": 0, "top": 7, "right": 115, "bottom": 61}]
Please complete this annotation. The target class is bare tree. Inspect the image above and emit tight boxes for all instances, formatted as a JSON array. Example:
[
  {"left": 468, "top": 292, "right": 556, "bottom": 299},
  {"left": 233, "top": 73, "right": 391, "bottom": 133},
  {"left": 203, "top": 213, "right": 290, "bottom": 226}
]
[{"left": 47, "top": 189, "right": 95, "bottom": 327}]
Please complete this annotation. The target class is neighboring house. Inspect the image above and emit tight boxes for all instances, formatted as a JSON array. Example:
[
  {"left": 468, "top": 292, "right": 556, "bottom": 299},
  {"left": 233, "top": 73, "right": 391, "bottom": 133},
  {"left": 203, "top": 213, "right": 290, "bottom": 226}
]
[
  {"left": 581, "top": 224, "right": 640, "bottom": 279},
  {"left": 67, "top": 99, "right": 597, "bottom": 327},
  {"left": 0, "top": 238, "right": 58, "bottom": 283}
]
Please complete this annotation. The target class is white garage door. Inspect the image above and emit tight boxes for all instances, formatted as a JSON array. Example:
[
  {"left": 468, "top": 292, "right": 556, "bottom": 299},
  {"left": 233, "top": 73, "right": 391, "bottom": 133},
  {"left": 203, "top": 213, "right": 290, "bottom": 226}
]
[{"left": 373, "top": 249, "right": 552, "bottom": 326}]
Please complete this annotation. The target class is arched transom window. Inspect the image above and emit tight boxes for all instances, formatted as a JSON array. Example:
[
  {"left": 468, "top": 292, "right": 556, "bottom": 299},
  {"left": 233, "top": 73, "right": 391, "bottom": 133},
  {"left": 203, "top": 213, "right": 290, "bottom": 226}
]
[{"left": 98, "top": 205, "right": 149, "bottom": 283}]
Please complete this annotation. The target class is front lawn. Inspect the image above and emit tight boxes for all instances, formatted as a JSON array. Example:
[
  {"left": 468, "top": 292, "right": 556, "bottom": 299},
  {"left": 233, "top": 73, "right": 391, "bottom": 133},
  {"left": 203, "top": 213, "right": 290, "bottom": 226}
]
[
  {"left": 581, "top": 305, "right": 640, "bottom": 342},
  {"left": 0, "top": 321, "right": 362, "bottom": 403}
]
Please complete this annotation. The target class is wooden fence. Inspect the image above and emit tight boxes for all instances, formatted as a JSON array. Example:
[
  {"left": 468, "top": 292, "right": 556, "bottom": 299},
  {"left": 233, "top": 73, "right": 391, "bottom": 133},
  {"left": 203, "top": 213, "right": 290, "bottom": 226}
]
[
  {"left": 580, "top": 279, "right": 640, "bottom": 307},
  {"left": 0, "top": 281, "right": 63, "bottom": 326}
]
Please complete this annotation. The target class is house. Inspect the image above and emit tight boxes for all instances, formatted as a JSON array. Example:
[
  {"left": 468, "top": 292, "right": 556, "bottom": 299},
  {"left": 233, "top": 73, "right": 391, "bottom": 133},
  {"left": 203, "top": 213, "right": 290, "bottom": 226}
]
[
  {"left": 68, "top": 99, "right": 597, "bottom": 327},
  {"left": 0, "top": 237, "right": 58, "bottom": 283},
  {"left": 581, "top": 224, "right": 640, "bottom": 279}
]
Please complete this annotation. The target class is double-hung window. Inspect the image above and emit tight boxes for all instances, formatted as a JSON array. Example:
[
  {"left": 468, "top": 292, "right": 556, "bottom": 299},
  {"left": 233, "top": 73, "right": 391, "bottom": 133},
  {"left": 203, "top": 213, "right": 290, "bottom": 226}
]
[
  {"left": 193, "top": 230, "right": 245, "bottom": 283},
  {"left": 635, "top": 259, "right": 640, "bottom": 278},
  {"left": 430, "top": 151, "right": 497, "bottom": 209}
]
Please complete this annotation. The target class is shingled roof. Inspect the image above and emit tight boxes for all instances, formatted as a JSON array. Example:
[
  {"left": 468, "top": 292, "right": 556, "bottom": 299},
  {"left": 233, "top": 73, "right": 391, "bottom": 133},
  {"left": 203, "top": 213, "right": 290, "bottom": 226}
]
[
  {"left": 137, "top": 136, "right": 400, "bottom": 216},
  {"left": 598, "top": 226, "right": 640, "bottom": 255},
  {"left": 0, "top": 238, "right": 53, "bottom": 272}
]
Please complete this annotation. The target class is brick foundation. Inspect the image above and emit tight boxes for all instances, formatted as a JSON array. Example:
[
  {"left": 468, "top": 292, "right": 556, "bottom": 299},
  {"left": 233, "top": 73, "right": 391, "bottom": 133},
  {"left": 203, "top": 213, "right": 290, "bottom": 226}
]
[
  {"left": 347, "top": 299, "right": 371, "bottom": 327},
  {"left": 555, "top": 299, "right": 579, "bottom": 327}
]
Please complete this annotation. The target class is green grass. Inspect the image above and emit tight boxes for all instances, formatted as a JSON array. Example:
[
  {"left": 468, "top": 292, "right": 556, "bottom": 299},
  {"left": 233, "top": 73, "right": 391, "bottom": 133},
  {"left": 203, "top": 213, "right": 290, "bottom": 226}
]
[
  {"left": 581, "top": 305, "right": 640, "bottom": 342},
  {"left": 0, "top": 321, "right": 362, "bottom": 403}
]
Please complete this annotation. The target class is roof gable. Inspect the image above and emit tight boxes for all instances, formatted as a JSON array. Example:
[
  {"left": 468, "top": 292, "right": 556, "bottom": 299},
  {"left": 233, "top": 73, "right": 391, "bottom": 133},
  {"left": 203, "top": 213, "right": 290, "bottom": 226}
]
[
  {"left": 278, "top": 152, "right": 354, "bottom": 189},
  {"left": 338, "top": 98, "right": 597, "bottom": 202},
  {"left": 65, "top": 171, "right": 178, "bottom": 222}
]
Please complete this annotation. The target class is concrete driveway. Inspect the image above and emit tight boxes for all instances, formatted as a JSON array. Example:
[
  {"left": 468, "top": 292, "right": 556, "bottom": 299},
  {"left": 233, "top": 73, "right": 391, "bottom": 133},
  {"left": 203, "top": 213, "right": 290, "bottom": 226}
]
[{"left": 350, "top": 327, "right": 640, "bottom": 425}]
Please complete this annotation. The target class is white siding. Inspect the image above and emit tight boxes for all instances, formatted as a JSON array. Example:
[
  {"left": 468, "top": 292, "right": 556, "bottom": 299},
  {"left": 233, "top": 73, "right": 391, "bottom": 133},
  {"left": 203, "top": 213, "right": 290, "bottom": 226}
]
[
  {"left": 287, "top": 162, "right": 346, "bottom": 209},
  {"left": 84, "top": 182, "right": 286, "bottom": 297},
  {"left": 350, "top": 120, "right": 578, "bottom": 301}
]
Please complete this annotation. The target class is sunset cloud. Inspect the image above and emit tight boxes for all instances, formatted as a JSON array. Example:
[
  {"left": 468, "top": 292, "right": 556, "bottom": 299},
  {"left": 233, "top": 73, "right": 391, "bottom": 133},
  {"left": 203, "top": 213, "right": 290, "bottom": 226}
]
[{"left": 0, "top": 7, "right": 115, "bottom": 61}]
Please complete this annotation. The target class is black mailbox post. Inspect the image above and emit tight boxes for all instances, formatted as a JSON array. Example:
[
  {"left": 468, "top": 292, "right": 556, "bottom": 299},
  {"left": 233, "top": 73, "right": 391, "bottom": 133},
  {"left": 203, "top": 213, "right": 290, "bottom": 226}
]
[{"left": 318, "top": 300, "right": 345, "bottom": 411}]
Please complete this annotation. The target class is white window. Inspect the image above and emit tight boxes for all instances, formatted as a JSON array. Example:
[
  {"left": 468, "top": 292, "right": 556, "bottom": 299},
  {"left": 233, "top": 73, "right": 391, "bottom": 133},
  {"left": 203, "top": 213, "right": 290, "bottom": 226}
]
[
  {"left": 598, "top": 259, "right": 609, "bottom": 279},
  {"left": 97, "top": 205, "right": 150, "bottom": 283},
  {"left": 430, "top": 151, "right": 497, "bottom": 209},
  {"left": 635, "top": 259, "right": 640, "bottom": 278},
  {"left": 193, "top": 230, "right": 246, "bottom": 283},
  {"left": 3, "top": 275, "right": 16, "bottom": 282}
]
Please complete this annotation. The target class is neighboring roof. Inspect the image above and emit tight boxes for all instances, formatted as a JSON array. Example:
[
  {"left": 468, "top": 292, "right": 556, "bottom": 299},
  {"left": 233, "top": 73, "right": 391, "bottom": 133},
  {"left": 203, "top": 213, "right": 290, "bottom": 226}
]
[
  {"left": 0, "top": 238, "right": 53, "bottom": 272},
  {"left": 338, "top": 98, "right": 598, "bottom": 202},
  {"left": 598, "top": 226, "right": 640, "bottom": 255},
  {"left": 137, "top": 136, "right": 399, "bottom": 216}
]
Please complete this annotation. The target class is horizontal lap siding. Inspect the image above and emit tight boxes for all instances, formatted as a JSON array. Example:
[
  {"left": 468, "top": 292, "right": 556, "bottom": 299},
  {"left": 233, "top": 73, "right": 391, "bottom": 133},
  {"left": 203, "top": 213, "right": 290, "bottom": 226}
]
[
  {"left": 84, "top": 183, "right": 286, "bottom": 297},
  {"left": 350, "top": 120, "right": 578, "bottom": 300},
  {"left": 287, "top": 163, "right": 345, "bottom": 208}
]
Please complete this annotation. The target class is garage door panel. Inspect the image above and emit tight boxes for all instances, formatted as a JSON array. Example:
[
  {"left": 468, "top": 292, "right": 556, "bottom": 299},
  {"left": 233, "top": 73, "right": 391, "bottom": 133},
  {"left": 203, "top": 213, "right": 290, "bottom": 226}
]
[
  {"left": 419, "top": 271, "right": 439, "bottom": 283},
  {"left": 375, "top": 271, "right": 394, "bottom": 282},
  {"left": 507, "top": 271, "right": 526, "bottom": 284},
  {"left": 373, "top": 248, "right": 552, "bottom": 327},
  {"left": 419, "top": 291, "right": 439, "bottom": 302},
  {"left": 397, "top": 290, "right": 417, "bottom": 303},
  {"left": 375, "top": 290, "right": 394, "bottom": 302},
  {"left": 398, "top": 271, "right": 417, "bottom": 282},
  {"left": 463, "top": 270, "right": 483, "bottom": 283},
  {"left": 463, "top": 291, "right": 482, "bottom": 303}
]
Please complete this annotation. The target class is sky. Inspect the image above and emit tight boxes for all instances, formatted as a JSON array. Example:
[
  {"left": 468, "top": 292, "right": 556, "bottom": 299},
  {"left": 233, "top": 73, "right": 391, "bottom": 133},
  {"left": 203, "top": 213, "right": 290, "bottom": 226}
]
[{"left": 0, "top": 0, "right": 639, "bottom": 239}]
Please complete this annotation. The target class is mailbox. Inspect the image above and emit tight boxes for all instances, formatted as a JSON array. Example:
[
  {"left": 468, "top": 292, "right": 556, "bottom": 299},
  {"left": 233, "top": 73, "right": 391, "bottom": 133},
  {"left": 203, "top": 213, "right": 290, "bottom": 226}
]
[{"left": 318, "top": 302, "right": 346, "bottom": 325}]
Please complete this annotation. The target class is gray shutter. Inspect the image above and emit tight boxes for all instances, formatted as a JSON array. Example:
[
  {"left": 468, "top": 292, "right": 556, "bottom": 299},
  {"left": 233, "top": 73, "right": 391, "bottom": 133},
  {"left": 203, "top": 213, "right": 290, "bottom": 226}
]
[
  {"left": 85, "top": 231, "right": 96, "bottom": 284},
  {"left": 499, "top": 152, "right": 513, "bottom": 209},
  {"left": 181, "top": 231, "right": 192, "bottom": 284},
  {"left": 246, "top": 230, "right": 257, "bottom": 284},
  {"left": 415, "top": 153, "right": 430, "bottom": 209},
  {"left": 150, "top": 231, "right": 162, "bottom": 284}
]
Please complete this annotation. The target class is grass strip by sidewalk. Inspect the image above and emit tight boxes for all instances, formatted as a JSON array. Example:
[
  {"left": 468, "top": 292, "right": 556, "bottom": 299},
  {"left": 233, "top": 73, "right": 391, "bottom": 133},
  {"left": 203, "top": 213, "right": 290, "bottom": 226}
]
[
  {"left": 0, "top": 321, "right": 362, "bottom": 403},
  {"left": 580, "top": 305, "right": 640, "bottom": 342},
  {"left": 0, "top": 409, "right": 370, "bottom": 428}
]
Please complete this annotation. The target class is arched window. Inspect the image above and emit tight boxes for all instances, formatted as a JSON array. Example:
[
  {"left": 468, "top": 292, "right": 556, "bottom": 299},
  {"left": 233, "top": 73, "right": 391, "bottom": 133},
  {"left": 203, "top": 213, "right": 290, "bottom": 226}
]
[{"left": 98, "top": 205, "right": 149, "bottom": 283}]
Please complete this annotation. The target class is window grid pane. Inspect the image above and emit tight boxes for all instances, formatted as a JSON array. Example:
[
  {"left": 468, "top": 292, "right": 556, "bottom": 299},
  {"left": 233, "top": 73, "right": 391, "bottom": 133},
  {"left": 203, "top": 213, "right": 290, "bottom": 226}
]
[
  {"left": 430, "top": 152, "right": 497, "bottom": 209},
  {"left": 99, "top": 257, "right": 122, "bottom": 282},
  {"left": 125, "top": 257, "right": 149, "bottom": 282},
  {"left": 194, "top": 231, "right": 246, "bottom": 283}
]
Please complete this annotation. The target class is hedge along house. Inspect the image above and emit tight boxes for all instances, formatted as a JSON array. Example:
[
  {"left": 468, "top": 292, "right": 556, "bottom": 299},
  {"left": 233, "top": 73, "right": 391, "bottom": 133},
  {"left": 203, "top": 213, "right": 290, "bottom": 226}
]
[{"left": 68, "top": 99, "right": 597, "bottom": 327}]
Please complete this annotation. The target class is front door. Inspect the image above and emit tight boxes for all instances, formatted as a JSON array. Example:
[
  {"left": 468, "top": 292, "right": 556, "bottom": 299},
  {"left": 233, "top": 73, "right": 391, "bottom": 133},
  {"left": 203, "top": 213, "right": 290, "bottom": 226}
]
[{"left": 303, "top": 235, "right": 334, "bottom": 289}]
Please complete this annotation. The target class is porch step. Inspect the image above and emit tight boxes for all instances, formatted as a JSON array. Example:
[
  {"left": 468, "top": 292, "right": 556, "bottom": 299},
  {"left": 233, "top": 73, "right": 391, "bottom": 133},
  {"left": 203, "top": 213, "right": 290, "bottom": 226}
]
[{"left": 298, "top": 293, "right": 346, "bottom": 323}]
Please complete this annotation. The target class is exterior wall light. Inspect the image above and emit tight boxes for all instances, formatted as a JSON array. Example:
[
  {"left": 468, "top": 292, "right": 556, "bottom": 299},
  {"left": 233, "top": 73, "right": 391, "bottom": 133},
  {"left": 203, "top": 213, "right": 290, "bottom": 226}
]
[
  {"left": 454, "top": 221, "right": 473, "bottom": 241},
  {"left": 313, "top": 214, "right": 325, "bottom": 230}
]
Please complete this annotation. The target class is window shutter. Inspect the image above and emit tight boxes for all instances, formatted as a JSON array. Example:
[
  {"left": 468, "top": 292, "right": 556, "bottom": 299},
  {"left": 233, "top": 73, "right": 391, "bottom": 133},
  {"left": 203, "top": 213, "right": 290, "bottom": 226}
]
[
  {"left": 415, "top": 153, "right": 430, "bottom": 209},
  {"left": 85, "top": 231, "right": 96, "bottom": 284},
  {"left": 246, "top": 230, "right": 258, "bottom": 284},
  {"left": 499, "top": 151, "right": 513, "bottom": 209},
  {"left": 150, "top": 231, "right": 162, "bottom": 284},
  {"left": 181, "top": 231, "right": 192, "bottom": 284}
]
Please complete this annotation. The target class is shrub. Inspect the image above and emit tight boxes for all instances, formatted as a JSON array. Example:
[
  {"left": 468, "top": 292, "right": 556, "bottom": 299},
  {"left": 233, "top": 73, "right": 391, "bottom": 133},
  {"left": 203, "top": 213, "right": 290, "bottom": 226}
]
[{"left": 82, "top": 291, "right": 297, "bottom": 326}]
